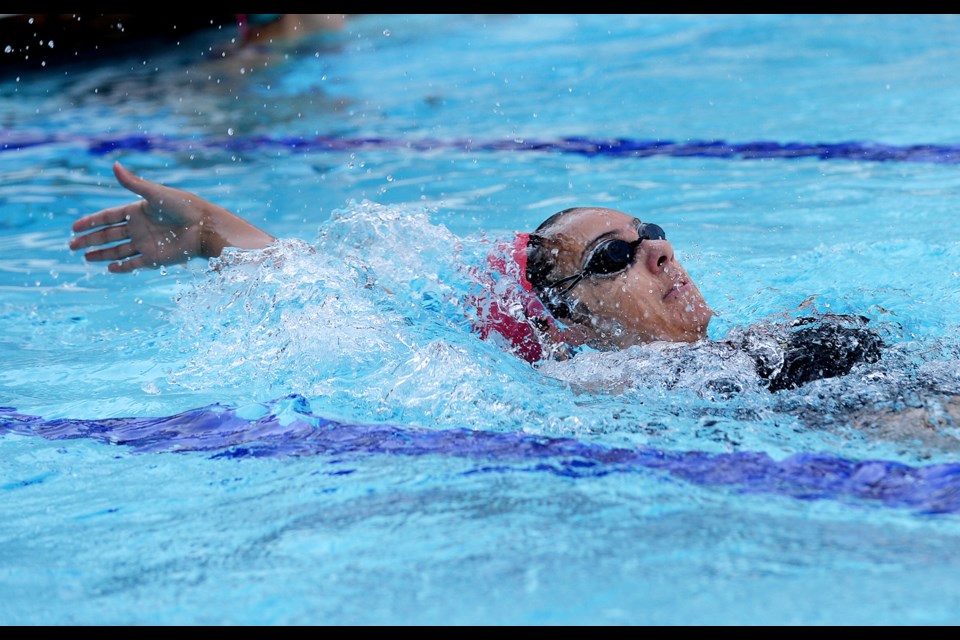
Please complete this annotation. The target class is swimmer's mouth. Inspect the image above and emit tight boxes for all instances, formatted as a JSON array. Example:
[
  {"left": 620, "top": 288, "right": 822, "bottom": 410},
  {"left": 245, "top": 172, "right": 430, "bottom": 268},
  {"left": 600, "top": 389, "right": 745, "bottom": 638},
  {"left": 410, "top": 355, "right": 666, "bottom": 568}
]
[{"left": 664, "top": 278, "right": 691, "bottom": 300}]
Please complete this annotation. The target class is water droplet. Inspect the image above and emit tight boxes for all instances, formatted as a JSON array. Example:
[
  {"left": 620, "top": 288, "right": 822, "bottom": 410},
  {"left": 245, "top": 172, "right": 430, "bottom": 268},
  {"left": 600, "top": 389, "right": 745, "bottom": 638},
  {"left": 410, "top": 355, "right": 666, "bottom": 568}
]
[
  {"left": 159, "top": 266, "right": 168, "bottom": 276},
  {"left": 383, "top": 29, "right": 391, "bottom": 36},
  {"left": 3, "top": 46, "right": 11, "bottom": 54},
  {"left": 227, "top": 127, "right": 235, "bottom": 136}
]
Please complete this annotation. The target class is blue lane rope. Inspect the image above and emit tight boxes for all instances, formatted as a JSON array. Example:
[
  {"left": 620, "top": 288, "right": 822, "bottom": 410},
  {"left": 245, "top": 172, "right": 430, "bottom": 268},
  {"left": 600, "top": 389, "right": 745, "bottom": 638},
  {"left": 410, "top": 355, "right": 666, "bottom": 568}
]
[
  {"left": 3, "top": 130, "right": 960, "bottom": 164},
  {"left": 3, "top": 396, "right": 960, "bottom": 515}
]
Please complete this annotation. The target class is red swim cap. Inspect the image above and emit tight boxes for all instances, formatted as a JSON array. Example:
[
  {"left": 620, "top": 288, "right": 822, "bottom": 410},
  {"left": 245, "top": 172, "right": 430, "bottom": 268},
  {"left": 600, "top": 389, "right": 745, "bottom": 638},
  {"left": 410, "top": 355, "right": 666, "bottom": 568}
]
[{"left": 470, "top": 233, "right": 563, "bottom": 364}]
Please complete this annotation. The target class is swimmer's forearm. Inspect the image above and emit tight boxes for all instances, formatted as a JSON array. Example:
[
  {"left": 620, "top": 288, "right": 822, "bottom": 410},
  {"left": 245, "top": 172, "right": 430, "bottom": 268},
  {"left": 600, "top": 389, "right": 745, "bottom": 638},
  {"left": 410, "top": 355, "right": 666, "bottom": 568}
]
[{"left": 199, "top": 205, "right": 276, "bottom": 258}]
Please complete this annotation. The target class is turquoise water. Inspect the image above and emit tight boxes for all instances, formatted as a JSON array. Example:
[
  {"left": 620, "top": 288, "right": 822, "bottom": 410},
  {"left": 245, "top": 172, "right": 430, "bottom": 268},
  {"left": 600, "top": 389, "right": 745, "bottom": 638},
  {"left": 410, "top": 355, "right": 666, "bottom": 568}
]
[{"left": 3, "top": 14, "right": 960, "bottom": 624}]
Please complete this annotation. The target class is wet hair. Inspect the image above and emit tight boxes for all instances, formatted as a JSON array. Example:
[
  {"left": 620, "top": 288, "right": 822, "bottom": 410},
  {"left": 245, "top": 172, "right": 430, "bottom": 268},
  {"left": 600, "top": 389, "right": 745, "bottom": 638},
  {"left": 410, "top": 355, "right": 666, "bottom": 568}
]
[{"left": 525, "top": 208, "right": 591, "bottom": 322}]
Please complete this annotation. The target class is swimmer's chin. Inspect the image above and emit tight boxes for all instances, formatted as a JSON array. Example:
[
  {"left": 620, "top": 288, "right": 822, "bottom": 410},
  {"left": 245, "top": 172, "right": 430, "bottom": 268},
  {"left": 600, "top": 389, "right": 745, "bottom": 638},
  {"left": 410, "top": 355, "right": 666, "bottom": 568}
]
[
  {"left": 557, "top": 305, "right": 714, "bottom": 352},
  {"left": 651, "top": 306, "right": 715, "bottom": 344}
]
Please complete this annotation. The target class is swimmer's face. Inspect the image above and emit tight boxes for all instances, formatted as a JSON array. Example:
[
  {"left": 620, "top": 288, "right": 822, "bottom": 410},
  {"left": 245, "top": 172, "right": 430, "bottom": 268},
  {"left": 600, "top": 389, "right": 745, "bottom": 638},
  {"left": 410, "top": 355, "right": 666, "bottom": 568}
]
[{"left": 539, "top": 208, "right": 713, "bottom": 349}]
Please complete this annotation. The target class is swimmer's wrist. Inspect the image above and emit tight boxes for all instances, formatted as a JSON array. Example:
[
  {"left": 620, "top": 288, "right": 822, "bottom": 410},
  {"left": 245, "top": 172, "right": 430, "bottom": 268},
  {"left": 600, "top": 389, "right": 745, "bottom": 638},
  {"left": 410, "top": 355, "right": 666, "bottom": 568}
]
[
  {"left": 198, "top": 210, "right": 219, "bottom": 259},
  {"left": 200, "top": 206, "right": 276, "bottom": 258}
]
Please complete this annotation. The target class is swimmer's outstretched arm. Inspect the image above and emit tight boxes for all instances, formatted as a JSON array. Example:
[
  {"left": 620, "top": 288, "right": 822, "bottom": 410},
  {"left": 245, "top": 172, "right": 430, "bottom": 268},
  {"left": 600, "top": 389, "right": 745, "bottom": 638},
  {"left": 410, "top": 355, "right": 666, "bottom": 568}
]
[{"left": 69, "top": 161, "right": 276, "bottom": 274}]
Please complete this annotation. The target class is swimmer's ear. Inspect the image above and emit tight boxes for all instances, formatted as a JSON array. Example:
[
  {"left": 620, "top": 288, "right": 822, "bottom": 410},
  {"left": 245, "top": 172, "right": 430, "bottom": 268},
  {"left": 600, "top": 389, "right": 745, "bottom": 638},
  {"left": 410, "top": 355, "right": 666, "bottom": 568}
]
[
  {"left": 524, "top": 236, "right": 551, "bottom": 286},
  {"left": 544, "top": 292, "right": 588, "bottom": 325}
]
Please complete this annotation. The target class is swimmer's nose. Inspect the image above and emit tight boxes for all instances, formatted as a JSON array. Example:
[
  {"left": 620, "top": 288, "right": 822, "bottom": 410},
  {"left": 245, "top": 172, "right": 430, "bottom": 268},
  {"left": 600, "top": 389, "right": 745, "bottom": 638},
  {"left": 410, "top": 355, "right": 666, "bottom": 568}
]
[{"left": 642, "top": 239, "right": 674, "bottom": 274}]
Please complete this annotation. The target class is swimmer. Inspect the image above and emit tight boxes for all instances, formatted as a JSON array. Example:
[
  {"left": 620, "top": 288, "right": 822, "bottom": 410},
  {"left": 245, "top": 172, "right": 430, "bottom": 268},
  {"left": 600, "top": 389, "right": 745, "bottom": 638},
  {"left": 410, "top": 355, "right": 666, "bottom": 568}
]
[
  {"left": 206, "top": 15, "right": 353, "bottom": 79},
  {"left": 69, "top": 162, "right": 883, "bottom": 391},
  {"left": 499, "top": 206, "right": 883, "bottom": 391}
]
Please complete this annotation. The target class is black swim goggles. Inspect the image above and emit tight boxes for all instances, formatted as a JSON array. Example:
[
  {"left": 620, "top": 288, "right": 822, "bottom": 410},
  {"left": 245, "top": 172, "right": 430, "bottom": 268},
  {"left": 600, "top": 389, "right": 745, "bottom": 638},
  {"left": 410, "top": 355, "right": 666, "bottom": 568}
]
[{"left": 544, "top": 219, "right": 666, "bottom": 299}]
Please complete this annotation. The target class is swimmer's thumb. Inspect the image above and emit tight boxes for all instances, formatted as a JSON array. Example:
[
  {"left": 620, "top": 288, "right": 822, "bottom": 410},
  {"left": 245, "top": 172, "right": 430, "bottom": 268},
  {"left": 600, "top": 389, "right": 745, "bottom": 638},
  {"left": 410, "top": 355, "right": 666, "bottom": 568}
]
[{"left": 112, "top": 161, "right": 157, "bottom": 199}]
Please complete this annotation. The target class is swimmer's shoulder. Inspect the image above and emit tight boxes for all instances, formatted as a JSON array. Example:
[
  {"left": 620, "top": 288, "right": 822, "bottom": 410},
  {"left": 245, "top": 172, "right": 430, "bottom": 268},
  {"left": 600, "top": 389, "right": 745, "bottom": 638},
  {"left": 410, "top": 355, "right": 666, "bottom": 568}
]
[{"left": 731, "top": 313, "right": 885, "bottom": 392}]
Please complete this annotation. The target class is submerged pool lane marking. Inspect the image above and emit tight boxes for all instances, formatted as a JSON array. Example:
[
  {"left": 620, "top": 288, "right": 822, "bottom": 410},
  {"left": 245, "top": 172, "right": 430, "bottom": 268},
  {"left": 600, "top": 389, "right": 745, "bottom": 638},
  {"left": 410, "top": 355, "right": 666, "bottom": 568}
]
[
  {"left": 5, "top": 131, "right": 960, "bottom": 164},
  {"left": 3, "top": 397, "right": 960, "bottom": 515}
]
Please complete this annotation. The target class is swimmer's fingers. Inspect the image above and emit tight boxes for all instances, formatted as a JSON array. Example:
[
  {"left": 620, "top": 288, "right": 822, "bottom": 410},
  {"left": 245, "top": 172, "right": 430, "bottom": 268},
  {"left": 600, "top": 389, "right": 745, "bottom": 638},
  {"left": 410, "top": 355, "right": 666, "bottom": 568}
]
[
  {"left": 68, "top": 222, "right": 129, "bottom": 251},
  {"left": 81, "top": 241, "right": 139, "bottom": 264},
  {"left": 71, "top": 202, "right": 139, "bottom": 234},
  {"left": 107, "top": 255, "right": 149, "bottom": 274},
  {"left": 82, "top": 244, "right": 154, "bottom": 274}
]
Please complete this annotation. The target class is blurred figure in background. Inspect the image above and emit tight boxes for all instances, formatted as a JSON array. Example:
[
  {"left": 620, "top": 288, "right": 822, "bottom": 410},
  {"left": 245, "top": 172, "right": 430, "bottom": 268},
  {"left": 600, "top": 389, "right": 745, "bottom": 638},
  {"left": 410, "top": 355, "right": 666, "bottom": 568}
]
[{"left": 236, "top": 14, "right": 350, "bottom": 48}]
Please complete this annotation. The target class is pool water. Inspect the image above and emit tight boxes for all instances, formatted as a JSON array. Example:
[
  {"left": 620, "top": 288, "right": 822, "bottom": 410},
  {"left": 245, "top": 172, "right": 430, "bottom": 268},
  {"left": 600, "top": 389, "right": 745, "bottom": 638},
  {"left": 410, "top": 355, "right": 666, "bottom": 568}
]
[{"left": 3, "top": 14, "right": 960, "bottom": 624}]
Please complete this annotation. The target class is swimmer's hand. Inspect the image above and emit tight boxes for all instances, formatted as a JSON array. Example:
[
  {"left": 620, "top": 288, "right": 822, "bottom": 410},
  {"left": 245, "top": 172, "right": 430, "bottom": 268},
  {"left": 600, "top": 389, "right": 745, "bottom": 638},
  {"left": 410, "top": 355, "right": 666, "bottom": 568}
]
[{"left": 69, "top": 161, "right": 275, "bottom": 274}]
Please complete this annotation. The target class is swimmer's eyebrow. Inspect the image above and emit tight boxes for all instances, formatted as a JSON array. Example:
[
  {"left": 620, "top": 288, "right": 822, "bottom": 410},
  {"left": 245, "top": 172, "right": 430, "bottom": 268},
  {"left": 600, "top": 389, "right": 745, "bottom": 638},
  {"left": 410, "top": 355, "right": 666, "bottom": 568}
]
[{"left": 580, "top": 230, "right": 619, "bottom": 264}]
